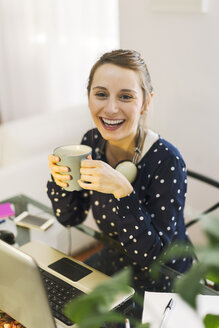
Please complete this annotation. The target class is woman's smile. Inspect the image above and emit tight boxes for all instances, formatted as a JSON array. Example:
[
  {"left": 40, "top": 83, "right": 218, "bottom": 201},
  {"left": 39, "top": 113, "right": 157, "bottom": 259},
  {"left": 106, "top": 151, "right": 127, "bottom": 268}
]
[{"left": 100, "top": 117, "right": 125, "bottom": 130}]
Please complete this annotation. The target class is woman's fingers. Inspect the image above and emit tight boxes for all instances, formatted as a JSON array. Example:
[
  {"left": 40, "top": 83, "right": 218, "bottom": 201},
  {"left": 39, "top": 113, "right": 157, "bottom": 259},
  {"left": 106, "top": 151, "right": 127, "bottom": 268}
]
[
  {"left": 48, "top": 154, "right": 60, "bottom": 163},
  {"left": 81, "top": 159, "right": 101, "bottom": 168},
  {"left": 48, "top": 153, "right": 70, "bottom": 188},
  {"left": 54, "top": 179, "right": 68, "bottom": 188},
  {"left": 48, "top": 154, "right": 69, "bottom": 173},
  {"left": 80, "top": 167, "right": 97, "bottom": 175},
  {"left": 54, "top": 172, "right": 71, "bottom": 181},
  {"left": 53, "top": 172, "right": 70, "bottom": 188},
  {"left": 80, "top": 174, "right": 96, "bottom": 183},
  {"left": 78, "top": 180, "right": 94, "bottom": 190},
  {"left": 48, "top": 162, "right": 69, "bottom": 173}
]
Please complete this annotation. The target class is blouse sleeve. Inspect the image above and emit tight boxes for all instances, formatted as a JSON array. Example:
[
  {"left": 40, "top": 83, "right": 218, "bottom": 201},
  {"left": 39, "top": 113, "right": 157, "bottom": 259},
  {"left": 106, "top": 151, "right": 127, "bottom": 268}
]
[
  {"left": 114, "top": 156, "right": 187, "bottom": 268},
  {"left": 47, "top": 178, "right": 91, "bottom": 226}
]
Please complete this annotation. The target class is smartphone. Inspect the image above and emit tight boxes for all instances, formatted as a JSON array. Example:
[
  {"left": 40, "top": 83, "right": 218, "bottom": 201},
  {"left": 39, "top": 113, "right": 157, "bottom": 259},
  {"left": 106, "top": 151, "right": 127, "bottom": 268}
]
[{"left": 14, "top": 211, "right": 54, "bottom": 231}]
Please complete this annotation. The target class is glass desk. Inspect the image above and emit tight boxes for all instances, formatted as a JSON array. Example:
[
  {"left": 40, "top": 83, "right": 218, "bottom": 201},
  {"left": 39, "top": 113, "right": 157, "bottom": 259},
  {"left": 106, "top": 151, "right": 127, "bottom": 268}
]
[{"left": 0, "top": 194, "right": 218, "bottom": 327}]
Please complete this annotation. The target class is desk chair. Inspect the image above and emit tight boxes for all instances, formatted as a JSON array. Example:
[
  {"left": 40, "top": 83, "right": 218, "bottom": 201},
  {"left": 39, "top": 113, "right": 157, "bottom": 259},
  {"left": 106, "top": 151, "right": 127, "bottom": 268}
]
[
  {"left": 186, "top": 169, "right": 219, "bottom": 229},
  {"left": 185, "top": 169, "right": 219, "bottom": 290}
]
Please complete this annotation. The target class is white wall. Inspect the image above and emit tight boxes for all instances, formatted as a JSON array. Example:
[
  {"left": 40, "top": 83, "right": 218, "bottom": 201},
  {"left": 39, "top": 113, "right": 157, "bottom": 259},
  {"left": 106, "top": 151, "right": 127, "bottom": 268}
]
[
  {"left": 119, "top": 0, "right": 219, "bottom": 243},
  {"left": 0, "top": 0, "right": 119, "bottom": 122}
]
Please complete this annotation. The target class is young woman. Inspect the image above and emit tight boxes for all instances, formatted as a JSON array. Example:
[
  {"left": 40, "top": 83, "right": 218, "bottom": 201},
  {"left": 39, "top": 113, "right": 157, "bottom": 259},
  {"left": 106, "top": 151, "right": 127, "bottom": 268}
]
[{"left": 47, "top": 49, "right": 192, "bottom": 293}]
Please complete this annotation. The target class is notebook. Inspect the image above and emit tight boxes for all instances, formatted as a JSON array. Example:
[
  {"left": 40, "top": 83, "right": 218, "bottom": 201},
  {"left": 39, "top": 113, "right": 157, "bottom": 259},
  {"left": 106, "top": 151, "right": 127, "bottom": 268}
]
[
  {"left": 142, "top": 291, "right": 219, "bottom": 328},
  {"left": 0, "top": 239, "right": 134, "bottom": 328}
]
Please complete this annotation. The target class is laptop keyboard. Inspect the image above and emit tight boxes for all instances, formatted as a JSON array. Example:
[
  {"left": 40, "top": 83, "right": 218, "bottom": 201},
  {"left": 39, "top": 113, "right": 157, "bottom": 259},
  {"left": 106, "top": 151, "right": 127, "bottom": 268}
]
[{"left": 39, "top": 267, "right": 85, "bottom": 326}]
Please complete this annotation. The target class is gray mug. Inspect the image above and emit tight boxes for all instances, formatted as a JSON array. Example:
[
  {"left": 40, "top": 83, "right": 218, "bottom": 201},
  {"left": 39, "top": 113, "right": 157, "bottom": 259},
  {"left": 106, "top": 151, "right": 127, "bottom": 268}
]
[{"left": 54, "top": 144, "right": 92, "bottom": 192}]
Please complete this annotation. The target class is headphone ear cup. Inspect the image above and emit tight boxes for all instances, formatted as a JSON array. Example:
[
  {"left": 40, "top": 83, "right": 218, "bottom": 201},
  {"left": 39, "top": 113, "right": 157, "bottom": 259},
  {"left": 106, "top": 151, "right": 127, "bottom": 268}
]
[{"left": 115, "top": 161, "right": 138, "bottom": 184}]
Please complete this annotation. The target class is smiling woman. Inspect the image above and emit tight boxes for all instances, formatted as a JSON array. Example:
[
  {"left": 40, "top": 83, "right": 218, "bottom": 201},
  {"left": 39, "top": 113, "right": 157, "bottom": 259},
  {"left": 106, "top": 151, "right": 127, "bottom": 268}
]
[{"left": 47, "top": 49, "right": 193, "bottom": 294}]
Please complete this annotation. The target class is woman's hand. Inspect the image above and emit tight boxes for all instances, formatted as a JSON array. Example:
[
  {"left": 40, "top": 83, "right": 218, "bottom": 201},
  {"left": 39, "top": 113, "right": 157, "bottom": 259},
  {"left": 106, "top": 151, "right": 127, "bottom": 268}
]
[
  {"left": 48, "top": 154, "right": 70, "bottom": 188},
  {"left": 78, "top": 159, "right": 133, "bottom": 198}
]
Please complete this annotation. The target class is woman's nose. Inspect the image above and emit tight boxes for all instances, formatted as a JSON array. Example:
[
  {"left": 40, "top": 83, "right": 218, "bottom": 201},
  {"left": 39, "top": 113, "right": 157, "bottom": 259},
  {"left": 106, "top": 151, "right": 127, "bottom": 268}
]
[{"left": 104, "top": 98, "right": 119, "bottom": 115}]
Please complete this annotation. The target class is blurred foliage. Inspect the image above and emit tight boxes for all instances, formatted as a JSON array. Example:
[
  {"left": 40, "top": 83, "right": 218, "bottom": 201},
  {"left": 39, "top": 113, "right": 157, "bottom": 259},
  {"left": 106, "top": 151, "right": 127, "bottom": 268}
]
[
  {"left": 152, "top": 214, "right": 219, "bottom": 327},
  {"left": 64, "top": 268, "right": 149, "bottom": 328},
  {"left": 63, "top": 214, "right": 219, "bottom": 328},
  {"left": 203, "top": 314, "right": 219, "bottom": 328}
]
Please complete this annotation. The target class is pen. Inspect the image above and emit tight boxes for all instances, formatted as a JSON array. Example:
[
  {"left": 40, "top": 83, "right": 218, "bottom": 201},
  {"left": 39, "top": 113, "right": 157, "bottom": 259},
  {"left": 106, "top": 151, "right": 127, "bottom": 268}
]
[
  {"left": 0, "top": 219, "right": 6, "bottom": 224},
  {"left": 125, "top": 318, "right": 130, "bottom": 328},
  {"left": 159, "top": 298, "right": 174, "bottom": 328}
]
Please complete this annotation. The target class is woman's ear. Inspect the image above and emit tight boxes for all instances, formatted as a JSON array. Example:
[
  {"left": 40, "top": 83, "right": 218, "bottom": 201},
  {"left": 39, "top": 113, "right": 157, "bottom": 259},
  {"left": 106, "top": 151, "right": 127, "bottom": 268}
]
[
  {"left": 141, "top": 103, "right": 147, "bottom": 115},
  {"left": 147, "top": 92, "right": 154, "bottom": 106},
  {"left": 143, "top": 92, "right": 154, "bottom": 113}
]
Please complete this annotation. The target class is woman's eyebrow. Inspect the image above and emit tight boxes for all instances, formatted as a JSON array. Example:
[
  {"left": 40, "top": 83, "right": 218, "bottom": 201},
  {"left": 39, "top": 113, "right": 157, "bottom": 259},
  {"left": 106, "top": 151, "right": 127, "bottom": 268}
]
[
  {"left": 120, "top": 88, "right": 137, "bottom": 94},
  {"left": 92, "top": 86, "right": 107, "bottom": 90},
  {"left": 92, "top": 86, "right": 137, "bottom": 94}
]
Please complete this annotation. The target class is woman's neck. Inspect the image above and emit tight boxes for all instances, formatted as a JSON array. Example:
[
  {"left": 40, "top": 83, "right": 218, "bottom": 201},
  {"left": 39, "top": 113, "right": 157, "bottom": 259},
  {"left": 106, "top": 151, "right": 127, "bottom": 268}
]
[{"left": 105, "top": 135, "right": 137, "bottom": 168}]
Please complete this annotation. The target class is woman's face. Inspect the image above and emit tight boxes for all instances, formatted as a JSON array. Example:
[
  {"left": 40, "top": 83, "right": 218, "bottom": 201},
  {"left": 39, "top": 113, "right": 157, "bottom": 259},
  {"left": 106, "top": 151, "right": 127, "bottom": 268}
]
[{"left": 88, "top": 63, "right": 145, "bottom": 145}]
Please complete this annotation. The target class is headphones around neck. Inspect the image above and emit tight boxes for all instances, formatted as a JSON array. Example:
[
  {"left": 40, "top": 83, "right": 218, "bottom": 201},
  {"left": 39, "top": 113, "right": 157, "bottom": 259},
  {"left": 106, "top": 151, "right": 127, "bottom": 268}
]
[{"left": 99, "top": 126, "right": 146, "bottom": 184}]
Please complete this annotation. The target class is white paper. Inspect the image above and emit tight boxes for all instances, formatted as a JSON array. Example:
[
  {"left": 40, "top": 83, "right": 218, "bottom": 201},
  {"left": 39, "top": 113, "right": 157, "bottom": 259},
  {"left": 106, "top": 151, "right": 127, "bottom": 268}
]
[{"left": 142, "top": 292, "right": 219, "bottom": 328}]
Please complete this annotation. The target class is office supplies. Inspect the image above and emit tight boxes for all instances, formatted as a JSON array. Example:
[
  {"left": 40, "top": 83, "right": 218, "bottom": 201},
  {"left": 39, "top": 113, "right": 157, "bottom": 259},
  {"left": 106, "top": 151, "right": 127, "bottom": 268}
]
[
  {"left": 0, "top": 219, "right": 6, "bottom": 224},
  {"left": 142, "top": 291, "right": 219, "bottom": 328},
  {"left": 159, "top": 298, "right": 174, "bottom": 328},
  {"left": 125, "top": 318, "right": 131, "bottom": 328},
  {"left": 0, "top": 239, "right": 134, "bottom": 328},
  {"left": 0, "top": 202, "right": 15, "bottom": 219}
]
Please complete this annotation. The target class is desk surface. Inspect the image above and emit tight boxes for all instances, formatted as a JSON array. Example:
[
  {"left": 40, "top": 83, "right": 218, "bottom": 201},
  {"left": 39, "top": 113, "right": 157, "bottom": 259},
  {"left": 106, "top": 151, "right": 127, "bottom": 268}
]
[
  {"left": 0, "top": 194, "right": 187, "bottom": 283},
  {"left": 0, "top": 194, "right": 219, "bottom": 327}
]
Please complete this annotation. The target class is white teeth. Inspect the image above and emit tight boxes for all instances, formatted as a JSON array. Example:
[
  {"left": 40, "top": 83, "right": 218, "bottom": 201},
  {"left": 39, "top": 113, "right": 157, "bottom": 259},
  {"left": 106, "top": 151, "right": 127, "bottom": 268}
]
[{"left": 102, "top": 118, "right": 124, "bottom": 125}]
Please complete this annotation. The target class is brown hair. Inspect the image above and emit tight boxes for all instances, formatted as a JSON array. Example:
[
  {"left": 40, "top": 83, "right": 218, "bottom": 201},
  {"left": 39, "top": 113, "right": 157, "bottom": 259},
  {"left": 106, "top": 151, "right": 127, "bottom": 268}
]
[{"left": 87, "top": 49, "right": 153, "bottom": 105}]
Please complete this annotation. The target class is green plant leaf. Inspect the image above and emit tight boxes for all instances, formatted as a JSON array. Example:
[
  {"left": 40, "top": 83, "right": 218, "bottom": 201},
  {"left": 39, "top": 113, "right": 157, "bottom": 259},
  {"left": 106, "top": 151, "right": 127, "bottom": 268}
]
[
  {"left": 205, "top": 269, "right": 219, "bottom": 284},
  {"left": 69, "top": 311, "right": 125, "bottom": 328},
  {"left": 197, "top": 247, "right": 219, "bottom": 268},
  {"left": 132, "top": 292, "right": 144, "bottom": 308},
  {"left": 63, "top": 269, "right": 134, "bottom": 327},
  {"left": 151, "top": 242, "right": 194, "bottom": 279},
  {"left": 201, "top": 216, "right": 219, "bottom": 247},
  {"left": 174, "top": 263, "right": 207, "bottom": 309},
  {"left": 203, "top": 314, "right": 219, "bottom": 328},
  {"left": 135, "top": 323, "right": 150, "bottom": 328}
]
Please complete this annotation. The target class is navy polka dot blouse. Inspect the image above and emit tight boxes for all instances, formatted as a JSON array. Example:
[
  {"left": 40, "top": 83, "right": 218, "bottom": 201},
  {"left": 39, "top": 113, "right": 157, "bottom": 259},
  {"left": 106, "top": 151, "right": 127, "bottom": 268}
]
[{"left": 47, "top": 128, "right": 192, "bottom": 292}]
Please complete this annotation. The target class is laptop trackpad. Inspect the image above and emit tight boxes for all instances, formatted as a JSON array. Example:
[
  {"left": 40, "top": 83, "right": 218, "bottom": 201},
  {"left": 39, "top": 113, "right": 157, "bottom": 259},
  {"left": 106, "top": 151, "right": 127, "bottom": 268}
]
[{"left": 48, "top": 257, "right": 92, "bottom": 282}]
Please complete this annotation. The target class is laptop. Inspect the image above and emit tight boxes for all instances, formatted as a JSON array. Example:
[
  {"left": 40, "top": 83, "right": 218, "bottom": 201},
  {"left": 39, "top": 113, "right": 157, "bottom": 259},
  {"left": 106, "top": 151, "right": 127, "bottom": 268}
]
[{"left": 0, "top": 239, "right": 134, "bottom": 328}]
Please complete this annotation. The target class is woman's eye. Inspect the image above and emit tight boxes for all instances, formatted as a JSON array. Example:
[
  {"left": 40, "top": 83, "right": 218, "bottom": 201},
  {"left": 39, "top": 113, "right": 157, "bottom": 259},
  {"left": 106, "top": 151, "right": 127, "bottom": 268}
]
[
  {"left": 120, "top": 94, "right": 133, "bottom": 100},
  {"left": 95, "top": 92, "right": 107, "bottom": 98}
]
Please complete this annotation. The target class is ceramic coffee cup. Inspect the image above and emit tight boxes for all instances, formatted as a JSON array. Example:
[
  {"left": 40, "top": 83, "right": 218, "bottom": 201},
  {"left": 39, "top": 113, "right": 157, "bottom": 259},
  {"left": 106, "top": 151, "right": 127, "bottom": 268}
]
[{"left": 54, "top": 144, "right": 92, "bottom": 191}]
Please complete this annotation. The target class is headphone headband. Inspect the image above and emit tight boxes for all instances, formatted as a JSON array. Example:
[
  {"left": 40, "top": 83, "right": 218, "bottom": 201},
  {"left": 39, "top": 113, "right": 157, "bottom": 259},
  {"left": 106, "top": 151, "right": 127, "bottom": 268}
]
[
  {"left": 98, "top": 126, "right": 146, "bottom": 162},
  {"left": 98, "top": 126, "right": 146, "bottom": 183}
]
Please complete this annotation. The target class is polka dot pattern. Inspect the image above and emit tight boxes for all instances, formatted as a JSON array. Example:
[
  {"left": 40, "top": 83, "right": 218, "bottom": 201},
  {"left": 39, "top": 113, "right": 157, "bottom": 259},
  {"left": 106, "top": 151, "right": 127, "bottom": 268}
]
[{"left": 47, "top": 128, "right": 191, "bottom": 292}]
